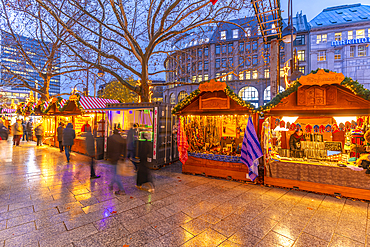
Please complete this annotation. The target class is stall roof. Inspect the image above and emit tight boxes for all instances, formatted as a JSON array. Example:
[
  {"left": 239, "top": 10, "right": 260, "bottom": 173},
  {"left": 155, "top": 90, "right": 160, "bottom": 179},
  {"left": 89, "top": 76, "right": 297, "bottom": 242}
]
[
  {"left": 79, "top": 96, "right": 119, "bottom": 113},
  {"left": 261, "top": 69, "right": 370, "bottom": 116},
  {"left": 1, "top": 108, "right": 16, "bottom": 114},
  {"left": 104, "top": 102, "right": 169, "bottom": 110}
]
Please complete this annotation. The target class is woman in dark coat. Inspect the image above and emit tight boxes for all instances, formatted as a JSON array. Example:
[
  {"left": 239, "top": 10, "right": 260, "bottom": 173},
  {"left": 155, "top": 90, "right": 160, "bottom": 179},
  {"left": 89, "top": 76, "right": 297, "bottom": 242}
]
[
  {"left": 289, "top": 129, "right": 305, "bottom": 158},
  {"left": 0, "top": 122, "right": 9, "bottom": 140},
  {"left": 84, "top": 129, "right": 100, "bottom": 179},
  {"left": 63, "top": 123, "right": 75, "bottom": 162},
  {"left": 57, "top": 123, "right": 64, "bottom": 152}
]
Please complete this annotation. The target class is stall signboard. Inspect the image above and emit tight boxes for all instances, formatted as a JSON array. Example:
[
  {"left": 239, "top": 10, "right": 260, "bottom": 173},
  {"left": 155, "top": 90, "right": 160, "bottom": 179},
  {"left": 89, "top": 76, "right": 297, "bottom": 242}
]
[
  {"left": 75, "top": 116, "right": 91, "bottom": 132},
  {"left": 153, "top": 107, "right": 158, "bottom": 160},
  {"left": 324, "top": 141, "right": 342, "bottom": 151}
]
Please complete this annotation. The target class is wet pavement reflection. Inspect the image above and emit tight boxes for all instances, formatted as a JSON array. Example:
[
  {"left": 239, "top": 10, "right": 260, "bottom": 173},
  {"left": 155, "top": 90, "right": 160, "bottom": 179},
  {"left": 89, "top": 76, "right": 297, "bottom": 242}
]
[{"left": 0, "top": 140, "right": 369, "bottom": 246}]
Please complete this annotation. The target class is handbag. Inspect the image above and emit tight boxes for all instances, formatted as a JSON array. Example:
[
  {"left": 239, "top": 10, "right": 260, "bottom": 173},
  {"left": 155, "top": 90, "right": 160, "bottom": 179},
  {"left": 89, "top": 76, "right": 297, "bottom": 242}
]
[{"left": 117, "top": 159, "right": 135, "bottom": 176}]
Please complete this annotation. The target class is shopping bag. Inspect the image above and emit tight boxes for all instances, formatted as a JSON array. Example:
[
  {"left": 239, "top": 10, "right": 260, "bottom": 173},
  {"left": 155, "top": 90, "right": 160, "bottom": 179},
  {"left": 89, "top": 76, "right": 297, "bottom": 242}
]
[{"left": 117, "top": 159, "right": 135, "bottom": 176}]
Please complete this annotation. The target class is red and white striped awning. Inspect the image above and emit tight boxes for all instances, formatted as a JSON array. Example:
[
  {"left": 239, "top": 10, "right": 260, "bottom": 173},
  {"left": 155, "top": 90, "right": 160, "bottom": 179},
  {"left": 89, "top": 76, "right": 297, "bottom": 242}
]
[
  {"left": 1, "top": 108, "right": 16, "bottom": 114},
  {"left": 43, "top": 99, "right": 53, "bottom": 110},
  {"left": 79, "top": 96, "right": 119, "bottom": 113},
  {"left": 59, "top": 99, "right": 67, "bottom": 108}
]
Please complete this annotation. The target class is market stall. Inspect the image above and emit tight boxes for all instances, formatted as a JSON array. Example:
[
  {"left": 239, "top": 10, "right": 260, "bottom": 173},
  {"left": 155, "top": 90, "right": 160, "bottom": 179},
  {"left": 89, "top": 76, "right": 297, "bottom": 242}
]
[
  {"left": 172, "top": 79, "right": 259, "bottom": 181},
  {"left": 260, "top": 69, "right": 370, "bottom": 200},
  {"left": 104, "top": 102, "right": 178, "bottom": 169}
]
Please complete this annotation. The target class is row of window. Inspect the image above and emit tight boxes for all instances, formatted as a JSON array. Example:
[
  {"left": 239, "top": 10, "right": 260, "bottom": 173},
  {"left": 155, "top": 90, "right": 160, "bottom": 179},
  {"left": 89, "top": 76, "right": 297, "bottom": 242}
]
[
  {"left": 317, "top": 28, "right": 370, "bottom": 44},
  {"left": 317, "top": 45, "right": 368, "bottom": 61},
  {"left": 215, "top": 41, "right": 259, "bottom": 55}
]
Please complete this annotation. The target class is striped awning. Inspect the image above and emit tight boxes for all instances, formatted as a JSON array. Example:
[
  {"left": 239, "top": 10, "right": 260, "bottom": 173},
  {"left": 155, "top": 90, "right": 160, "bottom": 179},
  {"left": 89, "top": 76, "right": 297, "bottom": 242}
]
[
  {"left": 43, "top": 99, "right": 53, "bottom": 110},
  {"left": 60, "top": 99, "right": 67, "bottom": 108},
  {"left": 79, "top": 96, "right": 119, "bottom": 113},
  {"left": 1, "top": 108, "right": 16, "bottom": 114}
]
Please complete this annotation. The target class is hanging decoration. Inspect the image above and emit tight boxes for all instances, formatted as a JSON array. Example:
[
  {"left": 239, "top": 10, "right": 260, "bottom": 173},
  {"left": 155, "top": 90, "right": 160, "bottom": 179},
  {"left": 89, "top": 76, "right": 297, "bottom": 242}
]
[
  {"left": 313, "top": 125, "right": 320, "bottom": 133},
  {"left": 325, "top": 124, "right": 332, "bottom": 132},
  {"left": 305, "top": 124, "right": 312, "bottom": 133}
]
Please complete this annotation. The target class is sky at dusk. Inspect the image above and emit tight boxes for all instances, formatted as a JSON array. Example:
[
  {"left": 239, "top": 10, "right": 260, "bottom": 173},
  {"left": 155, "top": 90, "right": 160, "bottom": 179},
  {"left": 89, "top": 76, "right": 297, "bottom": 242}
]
[{"left": 279, "top": 0, "right": 367, "bottom": 21}]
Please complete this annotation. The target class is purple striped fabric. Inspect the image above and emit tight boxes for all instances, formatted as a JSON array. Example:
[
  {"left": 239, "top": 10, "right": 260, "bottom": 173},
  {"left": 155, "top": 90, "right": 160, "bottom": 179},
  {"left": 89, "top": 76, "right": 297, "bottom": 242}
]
[{"left": 241, "top": 117, "right": 263, "bottom": 181}]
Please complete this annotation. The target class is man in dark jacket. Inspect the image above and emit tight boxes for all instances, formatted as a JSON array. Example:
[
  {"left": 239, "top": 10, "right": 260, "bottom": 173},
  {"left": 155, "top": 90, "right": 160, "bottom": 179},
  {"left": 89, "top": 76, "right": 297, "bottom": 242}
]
[
  {"left": 0, "top": 122, "right": 9, "bottom": 140},
  {"left": 84, "top": 129, "right": 100, "bottom": 179},
  {"left": 26, "top": 120, "right": 33, "bottom": 142},
  {"left": 126, "top": 123, "right": 139, "bottom": 169},
  {"left": 107, "top": 129, "right": 125, "bottom": 195},
  {"left": 57, "top": 122, "right": 64, "bottom": 152},
  {"left": 22, "top": 120, "right": 27, "bottom": 141},
  {"left": 34, "top": 124, "right": 44, "bottom": 146},
  {"left": 63, "top": 123, "right": 76, "bottom": 163}
]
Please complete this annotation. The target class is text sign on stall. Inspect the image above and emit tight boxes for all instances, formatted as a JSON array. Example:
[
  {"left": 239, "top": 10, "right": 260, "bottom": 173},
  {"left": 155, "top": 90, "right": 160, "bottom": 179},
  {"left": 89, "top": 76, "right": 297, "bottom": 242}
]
[{"left": 324, "top": 141, "right": 342, "bottom": 151}]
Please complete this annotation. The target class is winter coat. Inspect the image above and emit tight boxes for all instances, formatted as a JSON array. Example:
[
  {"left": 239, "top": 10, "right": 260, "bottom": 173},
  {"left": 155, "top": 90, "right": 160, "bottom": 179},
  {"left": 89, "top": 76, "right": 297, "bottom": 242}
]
[
  {"left": 35, "top": 125, "right": 44, "bottom": 136},
  {"left": 81, "top": 124, "right": 91, "bottom": 132},
  {"left": 107, "top": 133, "right": 125, "bottom": 164},
  {"left": 84, "top": 131, "right": 95, "bottom": 157},
  {"left": 57, "top": 126, "right": 64, "bottom": 141},
  {"left": 0, "top": 123, "right": 9, "bottom": 140},
  {"left": 26, "top": 122, "right": 33, "bottom": 132},
  {"left": 62, "top": 123, "right": 76, "bottom": 146},
  {"left": 126, "top": 128, "right": 137, "bottom": 151},
  {"left": 13, "top": 122, "right": 23, "bottom": 135}
]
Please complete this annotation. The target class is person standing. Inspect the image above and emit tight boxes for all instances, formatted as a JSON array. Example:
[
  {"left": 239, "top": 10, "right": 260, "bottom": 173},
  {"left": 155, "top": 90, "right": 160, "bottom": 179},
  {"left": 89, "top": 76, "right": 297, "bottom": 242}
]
[
  {"left": 57, "top": 122, "right": 64, "bottom": 152},
  {"left": 22, "top": 120, "right": 27, "bottom": 141},
  {"left": 0, "top": 121, "right": 9, "bottom": 140},
  {"left": 26, "top": 120, "right": 33, "bottom": 142},
  {"left": 34, "top": 124, "right": 44, "bottom": 146},
  {"left": 126, "top": 123, "right": 139, "bottom": 169},
  {"left": 107, "top": 129, "right": 125, "bottom": 195},
  {"left": 81, "top": 121, "right": 91, "bottom": 132},
  {"left": 84, "top": 129, "right": 100, "bottom": 179},
  {"left": 12, "top": 119, "right": 23, "bottom": 146},
  {"left": 63, "top": 123, "right": 75, "bottom": 163}
]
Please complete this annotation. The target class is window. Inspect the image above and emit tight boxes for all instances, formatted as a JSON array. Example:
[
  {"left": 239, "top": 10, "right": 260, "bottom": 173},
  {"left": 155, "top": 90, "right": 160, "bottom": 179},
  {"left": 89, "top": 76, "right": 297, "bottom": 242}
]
[
  {"left": 246, "top": 56, "right": 251, "bottom": 66},
  {"left": 264, "top": 43, "right": 270, "bottom": 50},
  {"left": 350, "top": 46, "right": 355, "bottom": 57},
  {"left": 316, "top": 34, "right": 327, "bottom": 44},
  {"left": 356, "top": 29, "right": 365, "bottom": 39},
  {"left": 216, "top": 72, "right": 220, "bottom": 79},
  {"left": 297, "top": 50, "right": 305, "bottom": 61},
  {"left": 204, "top": 61, "right": 209, "bottom": 70},
  {"left": 239, "top": 57, "right": 244, "bottom": 67},
  {"left": 245, "top": 27, "right": 251, "bottom": 37},
  {"left": 239, "top": 71, "right": 244, "bottom": 80},
  {"left": 245, "top": 71, "right": 251, "bottom": 80},
  {"left": 198, "top": 49, "right": 202, "bottom": 58},
  {"left": 187, "top": 64, "right": 190, "bottom": 73},
  {"left": 252, "top": 41, "right": 258, "bottom": 51},
  {"left": 239, "top": 42, "right": 244, "bottom": 52},
  {"left": 238, "top": 86, "right": 258, "bottom": 107},
  {"left": 221, "top": 72, "right": 226, "bottom": 81},
  {"left": 228, "top": 74, "right": 233, "bottom": 81},
  {"left": 228, "top": 57, "right": 233, "bottom": 67},
  {"left": 358, "top": 46, "right": 367, "bottom": 57},
  {"left": 264, "top": 69, "right": 270, "bottom": 78},
  {"left": 216, "top": 45, "right": 220, "bottom": 55},
  {"left": 178, "top": 91, "right": 188, "bottom": 102},
  {"left": 198, "top": 75, "right": 202, "bottom": 82},
  {"left": 252, "top": 70, "right": 258, "bottom": 79},
  {"left": 245, "top": 42, "right": 251, "bottom": 52},
  {"left": 228, "top": 44, "right": 233, "bottom": 53},
  {"left": 298, "top": 66, "right": 305, "bottom": 74},
  {"left": 280, "top": 68, "right": 284, "bottom": 77},
  {"left": 263, "top": 86, "right": 285, "bottom": 102},
  {"left": 215, "top": 59, "right": 220, "bottom": 69},
  {"left": 204, "top": 47, "right": 209, "bottom": 57},
  {"left": 192, "top": 76, "right": 196, "bottom": 83},
  {"left": 220, "top": 31, "right": 226, "bottom": 40},
  {"left": 334, "top": 49, "right": 341, "bottom": 60},
  {"left": 294, "top": 35, "right": 305, "bottom": 45},
  {"left": 221, "top": 58, "right": 226, "bottom": 68},
  {"left": 233, "top": 29, "right": 238, "bottom": 38},
  {"left": 198, "top": 61, "right": 202, "bottom": 71},
  {"left": 204, "top": 74, "right": 208, "bottom": 81},
  {"left": 317, "top": 51, "right": 326, "bottom": 61},
  {"left": 170, "top": 93, "right": 176, "bottom": 104},
  {"left": 252, "top": 55, "right": 258, "bottom": 65},
  {"left": 335, "top": 32, "right": 342, "bottom": 41},
  {"left": 264, "top": 53, "right": 270, "bottom": 64},
  {"left": 222, "top": 44, "right": 226, "bottom": 53},
  {"left": 348, "top": 31, "right": 353, "bottom": 40}
]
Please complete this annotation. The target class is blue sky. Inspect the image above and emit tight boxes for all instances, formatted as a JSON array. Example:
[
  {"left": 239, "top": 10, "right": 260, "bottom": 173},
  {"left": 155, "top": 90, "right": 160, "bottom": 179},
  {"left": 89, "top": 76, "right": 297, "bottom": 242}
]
[{"left": 280, "top": 0, "right": 366, "bottom": 21}]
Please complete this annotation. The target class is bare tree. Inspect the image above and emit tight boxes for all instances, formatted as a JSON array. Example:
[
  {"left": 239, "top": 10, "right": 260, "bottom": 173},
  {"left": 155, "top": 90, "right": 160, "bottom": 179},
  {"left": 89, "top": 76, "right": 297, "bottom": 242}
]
[
  {"left": 0, "top": 0, "right": 89, "bottom": 100},
  {"left": 34, "top": 0, "right": 249, "bottom": 102}
]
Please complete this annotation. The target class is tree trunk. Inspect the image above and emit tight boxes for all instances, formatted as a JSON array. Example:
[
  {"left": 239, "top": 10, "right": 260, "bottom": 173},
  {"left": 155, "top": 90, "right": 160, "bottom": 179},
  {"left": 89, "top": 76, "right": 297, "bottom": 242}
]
[{"left": 140, "top": 61, "right": 150, "bottom": 102}]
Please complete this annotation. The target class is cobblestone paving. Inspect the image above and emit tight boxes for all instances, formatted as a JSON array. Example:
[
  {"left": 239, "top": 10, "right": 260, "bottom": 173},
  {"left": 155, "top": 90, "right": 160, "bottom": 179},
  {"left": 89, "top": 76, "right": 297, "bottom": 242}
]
[{"left": 0, "top": 140, "right": 369, "bottom": 247}]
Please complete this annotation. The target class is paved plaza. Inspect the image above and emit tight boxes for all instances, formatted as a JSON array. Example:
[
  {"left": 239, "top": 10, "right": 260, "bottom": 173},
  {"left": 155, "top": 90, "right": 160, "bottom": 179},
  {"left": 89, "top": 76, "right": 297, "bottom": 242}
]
[{"left": 0, "top": 140, "right": 369, "bottom": 246}]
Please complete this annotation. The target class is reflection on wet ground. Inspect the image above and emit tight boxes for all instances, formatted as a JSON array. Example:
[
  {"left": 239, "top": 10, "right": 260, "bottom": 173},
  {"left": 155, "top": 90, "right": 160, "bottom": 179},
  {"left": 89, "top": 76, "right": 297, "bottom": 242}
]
[{"left": 0, "top": 140, "right": 369, "bottom": 246}]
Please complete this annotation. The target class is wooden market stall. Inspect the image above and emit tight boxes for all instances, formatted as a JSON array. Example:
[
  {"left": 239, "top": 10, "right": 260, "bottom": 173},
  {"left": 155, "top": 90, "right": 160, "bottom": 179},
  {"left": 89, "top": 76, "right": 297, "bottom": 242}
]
[
  {"left": 261, "top": 69, "right": 370, "bottom": 200},
  {"left": 173, "top": 79, "right": 259, "bottom": 181}
]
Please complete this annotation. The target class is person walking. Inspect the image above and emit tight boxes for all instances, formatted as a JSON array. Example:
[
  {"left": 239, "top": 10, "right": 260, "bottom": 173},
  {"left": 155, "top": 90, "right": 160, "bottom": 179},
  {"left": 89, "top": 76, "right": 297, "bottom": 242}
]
[
  {"left": 84, "top": 128, "right": 100, "bottom": 179},
  {"left": 57, "top": 122, "right": 64, "bottom": 152},
  {"left": 22, "top": 120, "right": 27, "bottom": 141},
  {"left": 107, "top": 129, "right": 125, "bottom": 195},
  {"left": 12, "top": 119, "right": 23, "bottom": 146},
  {"left": 34, "top": 124, "right": 44, "bottom": 146},
  {"left": 63, "top": 123, "right": 75, "bottom": 163},
  {"left": 26, "top": 120, "right": 33, "bottom": 142},
  {"left": 0, "top": 121, "right": 9, "bottom": 140}
]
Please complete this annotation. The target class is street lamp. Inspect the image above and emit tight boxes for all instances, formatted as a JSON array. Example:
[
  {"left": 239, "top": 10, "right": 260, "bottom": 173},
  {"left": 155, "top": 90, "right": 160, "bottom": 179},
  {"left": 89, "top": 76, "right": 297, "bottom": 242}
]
[{"left": 97, "top": 70, "right": 105, "bottom": 77}]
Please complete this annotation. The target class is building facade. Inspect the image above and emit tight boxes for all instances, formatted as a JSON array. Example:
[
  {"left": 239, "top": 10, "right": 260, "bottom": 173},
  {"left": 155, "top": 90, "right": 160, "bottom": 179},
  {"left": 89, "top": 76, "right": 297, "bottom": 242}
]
[
  {"left": 164, "top": 14, "right": 310, "bottom": 107},
  {"left": 310, "top": 4, "right": 370, "bottom": 89},
  {"left": 0, "top": 31, "right": 61, "bottom": 96}
]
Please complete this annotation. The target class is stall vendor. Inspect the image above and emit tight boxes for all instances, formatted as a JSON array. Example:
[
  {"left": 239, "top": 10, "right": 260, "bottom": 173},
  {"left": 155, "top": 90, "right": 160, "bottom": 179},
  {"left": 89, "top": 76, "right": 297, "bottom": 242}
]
[
  {"left": 289, "top": 129, "right": 305, "bottom": 158},
  {"left": 81, "top": 121, "right": 91, "bottom": 132}
]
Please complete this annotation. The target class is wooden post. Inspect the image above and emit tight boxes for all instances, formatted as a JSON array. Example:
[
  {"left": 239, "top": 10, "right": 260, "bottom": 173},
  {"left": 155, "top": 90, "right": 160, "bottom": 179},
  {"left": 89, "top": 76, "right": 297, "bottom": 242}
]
[
  {"left": 270, "top": 39, "right": 280, "bottom": 98},
  {"left": 54, "top": 116, "right": 57, "bottom": 147}
]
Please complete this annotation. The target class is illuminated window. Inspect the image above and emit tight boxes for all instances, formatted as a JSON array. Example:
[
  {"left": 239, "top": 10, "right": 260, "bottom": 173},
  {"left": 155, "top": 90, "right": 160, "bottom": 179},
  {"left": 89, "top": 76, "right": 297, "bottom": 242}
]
[
  {"left": 233, "top": 29, "right": 238, "bottom": 38},
  {"left": 356, "top": 29, "right": 365, "bottom": 39},
  {"left": 245, "top": 71, "right": 251, "bottom": 80},
  {"left": 192, "top": 76, "right": 196, "bottom": 83},
  {"left": 335, "top": 32, "right": 342, "bottom": 41},
  {"left": 220, "top": 31, "right": 226, "bottom": 40},
  {"left": 238, "top": 86, "right": 259, "bottom": 107},
  {"left": 334, "top": 49, "right": 341, "bottom": 60},
  {"left": 198, "top": 75, "right": 202, "bottom": 82},
  {"left": 348, "top": 31, "right": 353, "bottom": 40},
  {"left": 221, "top": 72, "right": 226, "bottom": 81},
  {"left": 264, "top": 69, "right": 270, "bottom": 78},
  {"left": 252, "top": 70, "right": 258, "bottom": 79},
  {"left": 316, "top": 34, "right": 327, "bottom": 44},
  {"left": 178, "top": 91, "right": 188, "bottom": 102},
  {"left": 263, "top": 86, "right": 285, "bottom": 102},
  {"left": 358, "top": 46, "right": 367, "bottom": 57},
  {"left": 204, "top": 74, "right": 208, "bottom": 81},
  {"left": 317, "top": 51, "right": 326, "bottom": 61},
  {"left": 280, "top": 68, "right": 284, "bottom": 77},
  {"left": 245, "top": 27, "right": 251, "bottom": 37},
  {"left": 228, "top": 74, "right": 233, "bottom": 81},
  {"left": 297, "top": 50, "right": 305, "bottom": 61},
  {"left": 350, "top": 46, "right": 355, "bottom": 57},
  {"left": 239, "top": 71, "right": 244, "bottom": 80},
  {"left": 170, "top": 94, "right": 176, "bottom": 104},
  {"left": 298, "top": 66, "right": 305, "bottom": 74}
]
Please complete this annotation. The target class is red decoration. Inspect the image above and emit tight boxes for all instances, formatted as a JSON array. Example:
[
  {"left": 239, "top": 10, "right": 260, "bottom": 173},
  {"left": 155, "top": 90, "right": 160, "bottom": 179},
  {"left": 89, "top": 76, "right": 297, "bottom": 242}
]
[
  {"left": 289, "top": 123, "right": 296, "bottom": 131},
  {"left": 319, "top": 125, "right": 325, "bottom": 133},
  {"left": 345, "top": 121, "right": 351, "bottom": 131},
  {"left": 210, "top": 0, "right": 218, "bottom": 4},
  {"left": 332, "top": 124, "right": 339, "bottom": 133},
  {"left": 280, "top": 120, "right": 285, "bottom": 128},
  {"left": 357, "top": 118, "right": 364, "bottom": 127},
  {"left": 305, "top": 124, "right": 312, "bottom": 133}
]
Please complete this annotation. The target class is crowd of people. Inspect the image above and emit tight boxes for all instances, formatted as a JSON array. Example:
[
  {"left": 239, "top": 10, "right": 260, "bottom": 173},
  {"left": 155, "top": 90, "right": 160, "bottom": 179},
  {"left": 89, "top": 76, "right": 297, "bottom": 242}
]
[{"left": 1, "top": 118, "right": 154, "bottom": 195}]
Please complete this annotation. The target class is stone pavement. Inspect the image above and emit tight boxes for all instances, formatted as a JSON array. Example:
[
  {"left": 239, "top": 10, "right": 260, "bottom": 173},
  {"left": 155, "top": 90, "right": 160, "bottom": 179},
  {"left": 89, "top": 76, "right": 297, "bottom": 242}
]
[{"left": 0, "top": 140, "right": 369, "bottom": 247}]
